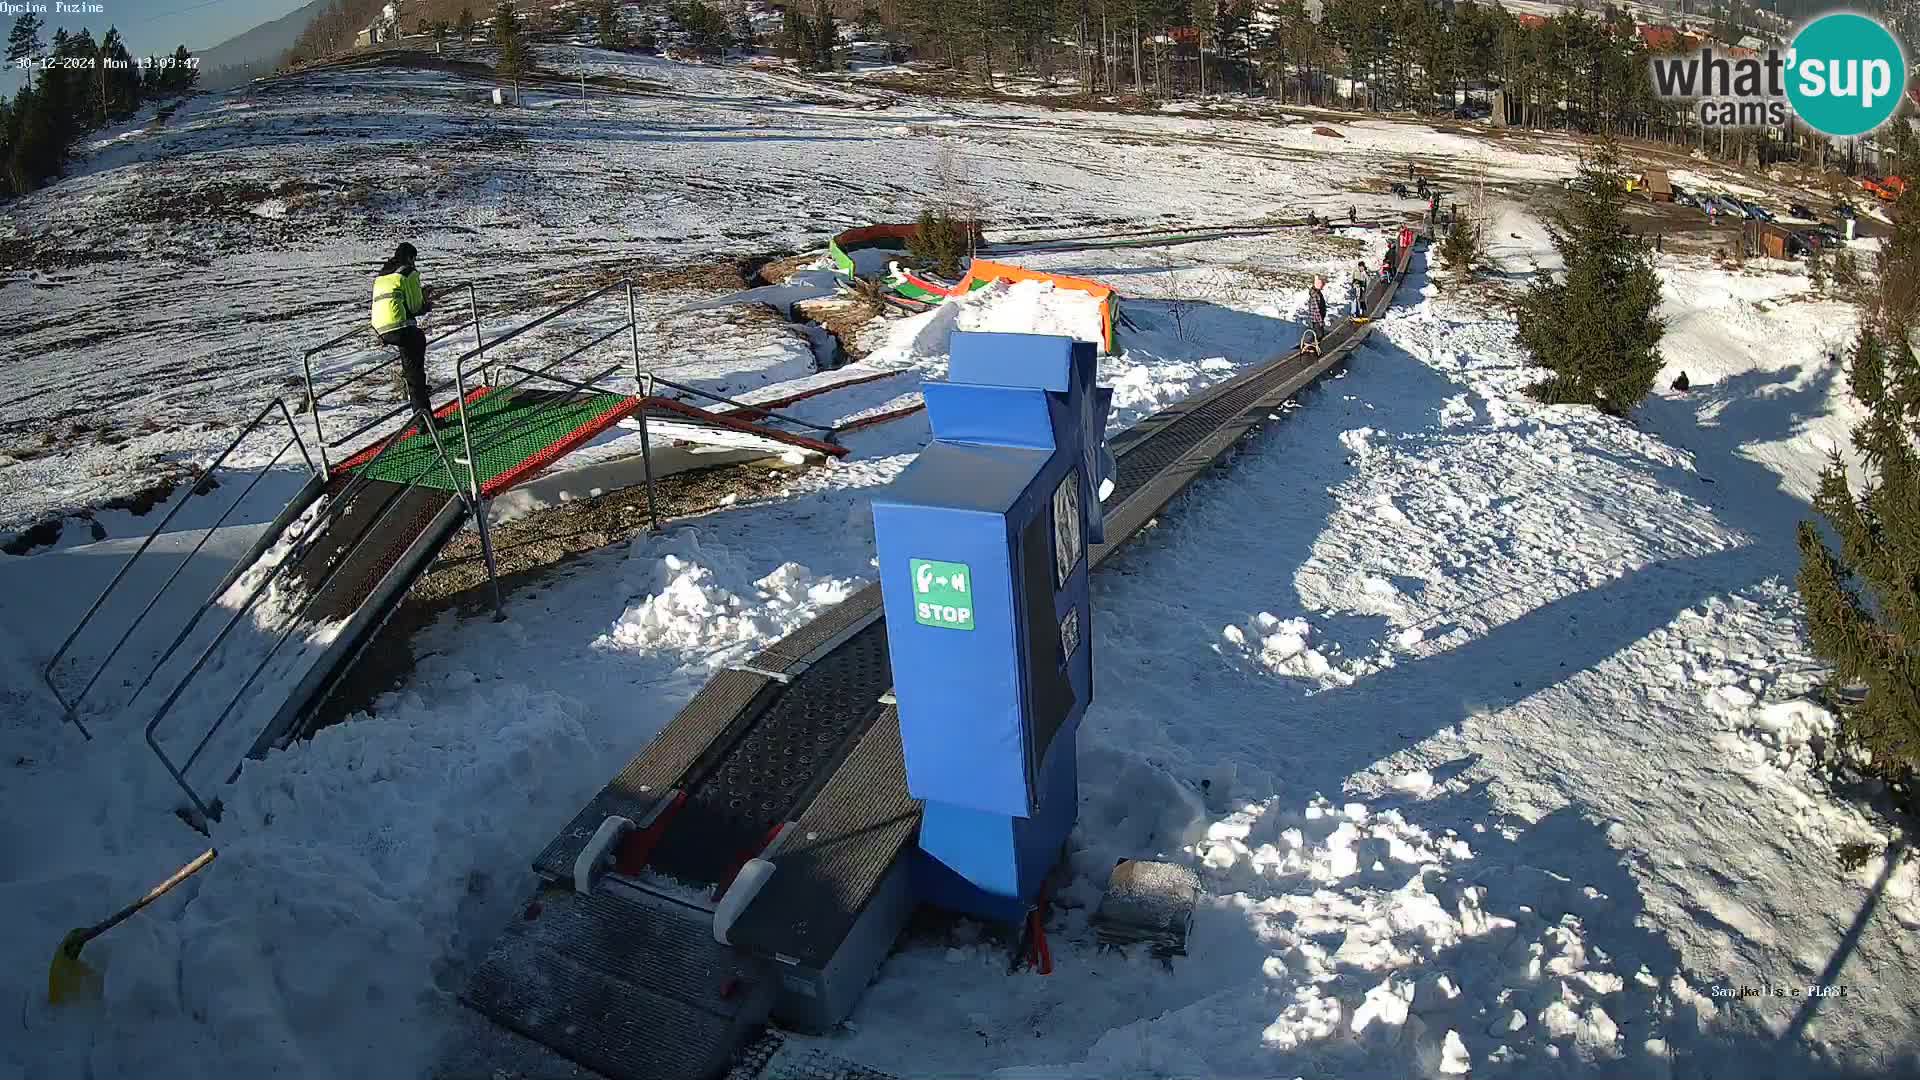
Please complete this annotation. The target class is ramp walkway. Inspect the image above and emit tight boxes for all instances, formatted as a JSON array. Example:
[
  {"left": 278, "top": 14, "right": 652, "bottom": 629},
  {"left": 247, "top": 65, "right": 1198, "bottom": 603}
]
[
  {"left": 457, "top": 239, "right": 1422, "bottom": 1080},
  {"left": 41, "top": 280, "right": 853, "bottom": 823}
]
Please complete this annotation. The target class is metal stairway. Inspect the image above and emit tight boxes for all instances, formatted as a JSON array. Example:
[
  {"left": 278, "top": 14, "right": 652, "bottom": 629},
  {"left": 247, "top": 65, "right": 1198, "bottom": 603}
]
[
  {"left": 41, "top": 279, "right": 856, "bottom": 823},
  {"left": 457, "top": 238, "right": 1422, "bottom": 1080}
]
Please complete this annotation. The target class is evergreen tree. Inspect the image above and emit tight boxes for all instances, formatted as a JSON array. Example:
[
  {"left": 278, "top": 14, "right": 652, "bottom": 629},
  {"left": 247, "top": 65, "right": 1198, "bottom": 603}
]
[
  {"left": 732, "top": 3, "right": 756, "bottom": 52},
  {"left": 1833, "top": 247, "right": 1863, "bottom": 295},
  {"left": 782, "top": 7, "right": 816, "bottom": 62},
  {"left": 1796, "top": 193, "right": 1920, "bottom": 772},
  {"left": 1517, "top": 140, "right": 1664, "bottom": 417},
  {"left": 598, "top": 0, "right": 629, "bottom": 49},
  {"left": 167, "top": 45, "right": 200, "bottom": 92},
  {"left": 1806, "top": 240, "right": 1828, "bottom": 293},
  {"left": 812, "top": 0, "right": 840, "bottom": 69},
  {"left": 494, "top": 1, "right": 528, "bottom": 75},
  {"left": 1439, "top": 208, "right": 1483, "bottom": 275},
  {"left": 6, "top": 12, "right": 43, "bottom": 78}
]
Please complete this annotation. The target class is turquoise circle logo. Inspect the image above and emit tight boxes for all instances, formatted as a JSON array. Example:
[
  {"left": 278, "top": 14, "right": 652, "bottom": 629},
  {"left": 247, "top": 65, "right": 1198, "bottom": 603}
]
[{"left": 1787, "top": 13, "right": 1907, "bottom": 137}]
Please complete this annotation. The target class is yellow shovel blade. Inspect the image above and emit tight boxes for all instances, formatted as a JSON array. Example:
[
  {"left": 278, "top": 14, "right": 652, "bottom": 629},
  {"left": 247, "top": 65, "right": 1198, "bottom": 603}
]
[{"left": 48, "top": 929, "right": 103, "bottom": 1006}]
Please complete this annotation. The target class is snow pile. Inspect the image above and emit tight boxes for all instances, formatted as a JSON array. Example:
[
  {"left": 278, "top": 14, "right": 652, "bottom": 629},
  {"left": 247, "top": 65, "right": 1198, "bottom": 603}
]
[
  {"left": 600, "top": 533, "right": 860, "bottom": 669},
  {"left": 837, "top": 787, "right": 1678, "bottom": 1079},
  {"left": 1221, "top": 613, "right": 1369, "bottom": 686},
  {"left": 954, "top": 278, "right": 1106, "bottom": 346}
]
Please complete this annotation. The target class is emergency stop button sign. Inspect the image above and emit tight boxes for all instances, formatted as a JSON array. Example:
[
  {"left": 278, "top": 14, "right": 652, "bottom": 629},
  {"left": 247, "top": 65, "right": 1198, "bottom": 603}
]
[{"left": 911, "top": 559, "right": 974, "bottom": 630}]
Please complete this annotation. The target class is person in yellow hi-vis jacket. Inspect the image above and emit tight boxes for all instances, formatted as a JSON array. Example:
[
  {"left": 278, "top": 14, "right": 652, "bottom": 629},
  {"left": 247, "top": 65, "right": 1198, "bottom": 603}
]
[{"left": 370, "top": 243, "right": 437, "bottom": 427}]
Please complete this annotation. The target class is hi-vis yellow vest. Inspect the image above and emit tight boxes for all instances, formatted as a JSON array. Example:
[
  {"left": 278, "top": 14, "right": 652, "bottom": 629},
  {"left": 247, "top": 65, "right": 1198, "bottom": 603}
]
[{"left": 370, "top": 270, "right": 424, "bottom": 334}]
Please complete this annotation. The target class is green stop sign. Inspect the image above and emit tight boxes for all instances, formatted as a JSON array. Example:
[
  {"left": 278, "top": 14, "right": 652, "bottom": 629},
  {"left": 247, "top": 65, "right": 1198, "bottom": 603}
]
[{"left": 911, "top": 559, "right": 974, "bottom": 631}]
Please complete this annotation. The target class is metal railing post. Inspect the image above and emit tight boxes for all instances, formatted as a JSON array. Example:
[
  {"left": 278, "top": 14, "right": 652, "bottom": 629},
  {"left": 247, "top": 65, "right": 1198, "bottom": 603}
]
[
  {"left": 468, "top": 284, "right": 486, "bottom": 385},
  {"left": 302, "top": 349, "right": 330, "bottom": 481},
  {"left": 628, "top": 280, "right": 661, "bottom": 532}
]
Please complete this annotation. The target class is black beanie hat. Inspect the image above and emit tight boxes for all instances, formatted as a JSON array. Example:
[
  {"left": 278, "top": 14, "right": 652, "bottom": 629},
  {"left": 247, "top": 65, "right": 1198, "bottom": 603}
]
[{"left": 395, "top": 242, "right": 417, "bottom": 264}]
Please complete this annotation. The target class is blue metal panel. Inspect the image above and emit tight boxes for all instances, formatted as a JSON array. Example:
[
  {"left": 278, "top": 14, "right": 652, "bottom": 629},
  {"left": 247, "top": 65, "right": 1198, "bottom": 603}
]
[
  {"left": 949, "top": 332, "right": 1076, "bottom": 392},
  {"left": 913, "top": 732, "right": 1079, "bottom": 923},
  {"left": 876, "top": 440, "right": 1041, "bottom": 516},
  {"left": 870, "top": 502, "right": 1032, "bottom": 816},
  {"left": 922, "top": 383, "right": 1056, "bottom": 452}
]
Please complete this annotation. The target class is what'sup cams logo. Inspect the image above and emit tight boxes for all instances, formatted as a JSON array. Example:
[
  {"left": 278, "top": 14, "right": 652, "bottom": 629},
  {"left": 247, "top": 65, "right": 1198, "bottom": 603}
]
[{"left": 1649, "top": 11, "right": 1908, "bottom": 136}]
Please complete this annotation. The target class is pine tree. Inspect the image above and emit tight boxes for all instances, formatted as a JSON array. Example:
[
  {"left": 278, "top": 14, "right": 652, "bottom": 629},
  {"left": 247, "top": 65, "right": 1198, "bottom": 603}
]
[
  {"left": 1833, "top": 246, "right": 1863, "bottom": 295},
  {"left": 167, "top": 45, "right": 199, "bottom": 92},
  {"left": 7, "top": 13, "right": 43, "bottom": 81},
  {"left": 1517, "top": 140, "right": 1664, "bottom": 417},
  {"left": 733, "top": 3, "right": 756, "bottom": 52},
  {"left": 812, "top": 0, "right": 840, "bottom": 69},
  {"left": 1795, "top": 235, "right": 1920, "bottom": 772},
  {"left": 782, "top": 7, "right": 815, "bottom": 62},
  {"left": 1439, "top": 208, "right": 1483, "bottom": 276},
  {"left": 597, "top": 0, "right": 629, "bottom": 49},
  {"left": 494, "top": 1, "right": 528, "bottom": 75}
]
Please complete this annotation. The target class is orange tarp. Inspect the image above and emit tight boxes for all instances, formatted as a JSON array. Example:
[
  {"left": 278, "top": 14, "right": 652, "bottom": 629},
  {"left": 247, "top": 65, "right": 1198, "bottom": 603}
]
[{"left": 956, "top": 259, "right": 1117, "bottom": 353}]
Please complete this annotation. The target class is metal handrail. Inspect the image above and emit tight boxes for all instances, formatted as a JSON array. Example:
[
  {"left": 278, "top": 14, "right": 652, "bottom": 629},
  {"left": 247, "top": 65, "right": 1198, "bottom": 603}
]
[
  {"left": 307, "top": 320, "right": 475, "bottom": 404},
  {"left": 144, "top": 406, "right": 481, "bottom": 821},
  {"left": 40, "top": 397, "right": 316, "bottom": 740},
  {"left": 175, "top": 417, "right": 471, "bottom": 780},
  {"left": 442, "top": 279, "right": 630, "bottom": 377},
  {"left": 447, "top": 278, "right": 663, "bottom": 613}
]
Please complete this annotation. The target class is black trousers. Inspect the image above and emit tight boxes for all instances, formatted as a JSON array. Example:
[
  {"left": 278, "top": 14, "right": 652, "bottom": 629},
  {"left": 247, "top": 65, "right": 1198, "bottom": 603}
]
[{"left": 379, "top": 326, "right": 431, "bottom": 422}]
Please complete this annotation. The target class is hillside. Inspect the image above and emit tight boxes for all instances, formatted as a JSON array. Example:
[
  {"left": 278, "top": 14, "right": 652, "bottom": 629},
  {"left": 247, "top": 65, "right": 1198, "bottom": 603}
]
[
  {"left": 1, "top": 43, "right": 1917, "bottom": 1080},
  {"left": 195, "top": 0, "right": 330, "bottom": 86}
]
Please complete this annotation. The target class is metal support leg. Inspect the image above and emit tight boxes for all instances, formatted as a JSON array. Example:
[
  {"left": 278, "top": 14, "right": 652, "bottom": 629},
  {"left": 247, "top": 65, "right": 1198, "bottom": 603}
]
[
  {"left": 420, "top": 407, "right": 505, "bottom": 621},
  {"left": 474, "top": 496, "right": 506, "bottom": 621},
  {"left": 628, "top": 281, "right": 662, "bottom": 533}
]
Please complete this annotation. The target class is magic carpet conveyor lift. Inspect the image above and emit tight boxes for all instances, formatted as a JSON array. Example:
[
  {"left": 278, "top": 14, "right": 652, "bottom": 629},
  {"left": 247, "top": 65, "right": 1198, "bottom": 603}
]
[{"left": 451, "top": 237, "right": 1421, "bottom": 1080}]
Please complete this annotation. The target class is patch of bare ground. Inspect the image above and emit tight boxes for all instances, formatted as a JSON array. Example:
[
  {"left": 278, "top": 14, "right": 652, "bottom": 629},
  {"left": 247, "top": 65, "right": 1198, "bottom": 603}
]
[
  {"left": 794, "top": 295, "right": 885, "bottom": 362},
  {"left": 309, "top": 457, "right": 803, "bottom": 729}
]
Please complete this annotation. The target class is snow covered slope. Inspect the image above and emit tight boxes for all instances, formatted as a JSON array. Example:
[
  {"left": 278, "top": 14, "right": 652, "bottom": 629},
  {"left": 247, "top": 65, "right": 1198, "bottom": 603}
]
[{"left": 2, "top": 47, "right": 1915, "bottom": 1080}]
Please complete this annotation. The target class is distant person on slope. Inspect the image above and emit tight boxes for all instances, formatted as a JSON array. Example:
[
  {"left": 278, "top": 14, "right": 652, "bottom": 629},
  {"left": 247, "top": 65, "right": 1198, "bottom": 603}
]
[{"left": 371, "top": 242, "right": 438, "bottom": 429}]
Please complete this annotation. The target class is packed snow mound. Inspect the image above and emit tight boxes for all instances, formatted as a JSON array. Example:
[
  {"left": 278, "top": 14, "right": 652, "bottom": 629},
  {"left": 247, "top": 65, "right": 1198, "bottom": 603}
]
[
  {"left": 600, "top": 534, "right": 860, "bottom": 668},
  {"left": 954, "top": 278, "right": 1106, "bottom": 346},
  {"left": 1221, "top": 612, "right": 1370, "bottom": 687},
  {"left": 838, "top": 788, "right": 1676, "bottom": 1079}
]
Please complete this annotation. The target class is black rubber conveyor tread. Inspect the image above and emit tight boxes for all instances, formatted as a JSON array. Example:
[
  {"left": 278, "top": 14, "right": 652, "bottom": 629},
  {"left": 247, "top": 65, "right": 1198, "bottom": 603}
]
[
  {"left": 725, "top": 707, "right": 916, "bottom": 968},
  {"left": 533, "top": 585, "right": 885, "bottom": 885},
  {"left": 642, "top": 619, "right": 893, "bottom": 889},
  {"left": 287, "top": 478, "right": 459, "bottom": 622}
]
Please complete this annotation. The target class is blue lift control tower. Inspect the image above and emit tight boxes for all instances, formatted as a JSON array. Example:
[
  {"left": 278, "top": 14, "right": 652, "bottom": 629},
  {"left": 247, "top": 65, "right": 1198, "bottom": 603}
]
[{"left": 871, "top": 331, "right": 1114, "bottom": 924}]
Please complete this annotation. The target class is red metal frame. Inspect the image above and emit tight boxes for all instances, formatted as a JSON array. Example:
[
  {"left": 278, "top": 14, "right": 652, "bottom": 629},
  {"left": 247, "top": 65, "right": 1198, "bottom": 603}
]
[
  {"left": 478, "top": 395, "right": 641, "bottom": 498},
  {"left": 614, "top": 790, "right": 691, "bottom": 877},
  {"left": 334, "top": 385, "right": 495, "bottom": 474}
]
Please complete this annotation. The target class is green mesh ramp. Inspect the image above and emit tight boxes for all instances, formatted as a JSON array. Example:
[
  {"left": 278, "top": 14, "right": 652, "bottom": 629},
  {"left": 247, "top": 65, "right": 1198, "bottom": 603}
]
[{"left": 351, "top": 390, "right": 632, "bottom": 493}]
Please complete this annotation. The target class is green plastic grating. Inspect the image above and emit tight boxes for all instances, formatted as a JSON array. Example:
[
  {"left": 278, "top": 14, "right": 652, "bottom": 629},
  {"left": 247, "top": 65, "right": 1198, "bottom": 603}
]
[{"left": 351, "top": 390, "right": 633, "bottom": 493}]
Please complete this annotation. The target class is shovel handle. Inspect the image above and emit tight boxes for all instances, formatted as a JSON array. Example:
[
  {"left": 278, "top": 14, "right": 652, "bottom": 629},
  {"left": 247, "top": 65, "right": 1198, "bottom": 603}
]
[{"left": 78, "top": 849, "right": 216, "bottom": 946}]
